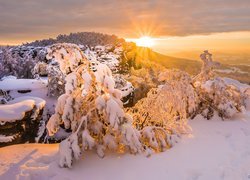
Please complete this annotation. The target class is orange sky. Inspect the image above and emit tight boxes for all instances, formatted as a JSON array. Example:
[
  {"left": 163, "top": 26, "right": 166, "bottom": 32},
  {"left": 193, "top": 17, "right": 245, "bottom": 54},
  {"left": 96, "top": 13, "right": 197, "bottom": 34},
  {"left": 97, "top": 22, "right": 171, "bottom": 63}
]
[{"left": 127, "top": 31, "right": 250, "bottom": 55}]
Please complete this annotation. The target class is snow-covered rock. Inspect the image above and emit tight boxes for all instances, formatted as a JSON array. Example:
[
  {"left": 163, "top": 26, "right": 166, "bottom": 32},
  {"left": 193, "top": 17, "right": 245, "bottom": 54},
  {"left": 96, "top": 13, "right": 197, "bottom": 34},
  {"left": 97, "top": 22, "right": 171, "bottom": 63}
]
[
  {"left": 0, "top": 96, "right": 46, "bottom": 146},
  {"left": 0, "top": 100, "right": 35, "bottom": 123}
]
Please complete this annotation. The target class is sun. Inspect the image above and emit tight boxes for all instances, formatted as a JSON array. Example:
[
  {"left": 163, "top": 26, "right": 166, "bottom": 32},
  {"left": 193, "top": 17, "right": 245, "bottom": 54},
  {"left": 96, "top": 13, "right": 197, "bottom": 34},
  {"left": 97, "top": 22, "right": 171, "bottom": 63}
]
[{"left": 135, "top": 36, "right": 155, "bottom": 48}]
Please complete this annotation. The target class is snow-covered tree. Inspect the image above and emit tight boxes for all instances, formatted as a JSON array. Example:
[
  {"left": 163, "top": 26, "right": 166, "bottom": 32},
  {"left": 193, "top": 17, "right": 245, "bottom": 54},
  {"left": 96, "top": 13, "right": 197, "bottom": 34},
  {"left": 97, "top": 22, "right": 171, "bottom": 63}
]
[
  {"left": 129, "top": 69, "right": 198, "bottom": 135},
  {"left": 19, "top": 53, "right": 37, "bottom": 78},
  {"left": 193, "top": 51, "right": 246, "bottom": 119},
  {"left": 32, "top": 62, "right": 49, "bottom": 78},
  {"left": 32, "top": 58, "right": 66, "bottom": 97},
  {"left": 46, "top": 43, "right": 172, "bottom": 168},
  {"left": 0, "top": 52, "right": 4, "bottom": 78},
  {"left": 46, "top": 64, "right": 66, "bottom": 97},
  {"left": 194, "top": 50, "right": 220, "bottom": 82},
  {"left": 0, "top": 46, "right": 49, "bottom": 79},
  {"left": 0, "top": 47, "right": 18, "bottom": 78}
]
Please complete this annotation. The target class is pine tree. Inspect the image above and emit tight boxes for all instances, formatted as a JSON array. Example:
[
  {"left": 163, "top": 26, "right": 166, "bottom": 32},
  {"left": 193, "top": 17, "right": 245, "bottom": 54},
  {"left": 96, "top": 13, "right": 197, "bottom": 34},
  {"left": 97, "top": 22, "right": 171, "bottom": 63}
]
[{"left": 46, "top": 43, "right": 158, "bottom": 168}]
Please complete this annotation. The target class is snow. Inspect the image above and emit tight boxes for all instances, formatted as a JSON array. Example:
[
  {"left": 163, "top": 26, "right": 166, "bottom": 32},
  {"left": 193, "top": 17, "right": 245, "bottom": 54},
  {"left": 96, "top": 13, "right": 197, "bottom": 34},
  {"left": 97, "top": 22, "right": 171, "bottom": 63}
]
[
  {"left": 114, "top": 75, "right": 134, "bottom": 100},
  {"left": 223, "top": 77, "right": 250, "bottom": 92},
  {"left": 0, "top": 78, "right": 47, "bottom": 91},
  {"left": 1, "top": 111, "right": 250, "bottom": 180},
  {"left": 0, "top": 100, "right": 35, "bottom": 123},
  {"left": 201, "top": 80, "right": 213, "bottom": 92},
  {"left": 121, "top": 122, "right": 143, "bottom": 154},
  {"left": 81, "top": 129, "right": 95, "bottom": 150},
  {"left": 59, "top": 134, "right": 81, "bottom": 168},
  {"left": 0, "top": 135, "right": 15, "bottom": 143},
  {"left": 1, "top": 76, "right": 17, "bottom": 80},
  {"left": 83, "top": 45, "right": 121, "bottom": 72},
  {"left": 65, "top": 72, "right": 78, "bottom": 94},
  {"left": 120, "top": 82, "right": 134, "bottom": 97},
  {"left": 1, "top": 77, "right": 56, "bottom": 118},
  {"left": 103, "top": 75, "right": 115, "bottom": 92},
  {"left": 0, "top": 96, "right": 46, "bottom": 123},
  {"left": 214, "top": 67, "right": 249, "bottom": 74},
  {"left": 8, "top": 96, "right": 46, "bottom": 110},
  {"left": 0, "top": 77, "right": 48, "bottom": 124},
  {"left": 81, "top": 71, "right": 92, "bottom": 94},
  {"left": 97, "top": 54, "right": 120, "bottom": 71},
  {"left": 106, "top": 97, "right": 124, "bottom": 130}
]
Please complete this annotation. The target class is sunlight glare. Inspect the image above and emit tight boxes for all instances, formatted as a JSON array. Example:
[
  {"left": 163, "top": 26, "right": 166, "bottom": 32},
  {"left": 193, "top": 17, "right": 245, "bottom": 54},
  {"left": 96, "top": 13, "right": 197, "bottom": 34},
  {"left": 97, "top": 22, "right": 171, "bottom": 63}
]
[{"left": 135, "top": 36, "right": 155, "bottom": 48}]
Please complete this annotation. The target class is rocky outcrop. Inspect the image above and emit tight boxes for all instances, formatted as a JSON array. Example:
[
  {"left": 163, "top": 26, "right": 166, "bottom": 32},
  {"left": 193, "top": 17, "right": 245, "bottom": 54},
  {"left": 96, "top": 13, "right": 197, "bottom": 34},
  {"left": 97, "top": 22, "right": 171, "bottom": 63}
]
[{"left": 0, "top": 96, "right": 45, "bottom": 147}]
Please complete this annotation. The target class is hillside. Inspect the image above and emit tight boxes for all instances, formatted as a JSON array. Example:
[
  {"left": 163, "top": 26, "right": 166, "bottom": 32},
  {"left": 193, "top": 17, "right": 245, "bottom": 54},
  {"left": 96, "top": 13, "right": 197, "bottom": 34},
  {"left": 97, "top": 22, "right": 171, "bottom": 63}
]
[{"left": 135, "top": 47, "right": 202, "bottom": 75}]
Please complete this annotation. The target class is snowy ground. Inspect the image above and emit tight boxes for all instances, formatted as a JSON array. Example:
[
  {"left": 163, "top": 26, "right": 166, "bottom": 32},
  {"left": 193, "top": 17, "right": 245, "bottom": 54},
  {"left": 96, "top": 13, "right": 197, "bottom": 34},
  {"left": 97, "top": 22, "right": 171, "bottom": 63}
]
[{"left": 0, "top": 111, "right": 250, "bottom": 180}]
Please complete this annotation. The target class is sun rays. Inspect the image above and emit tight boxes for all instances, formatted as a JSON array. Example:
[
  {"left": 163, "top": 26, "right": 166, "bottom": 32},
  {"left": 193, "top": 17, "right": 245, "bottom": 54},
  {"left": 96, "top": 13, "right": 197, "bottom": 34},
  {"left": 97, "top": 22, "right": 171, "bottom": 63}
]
[{"left": 134, "top": 36, "right": 155, "bottom": 48}]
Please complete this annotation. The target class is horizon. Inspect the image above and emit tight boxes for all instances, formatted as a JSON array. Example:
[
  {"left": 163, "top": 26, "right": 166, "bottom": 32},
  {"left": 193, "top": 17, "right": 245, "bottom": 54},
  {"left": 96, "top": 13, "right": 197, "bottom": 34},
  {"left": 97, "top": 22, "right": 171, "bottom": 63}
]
[{"left": 1, "top": 30, "right": 250, "bottom": 58}]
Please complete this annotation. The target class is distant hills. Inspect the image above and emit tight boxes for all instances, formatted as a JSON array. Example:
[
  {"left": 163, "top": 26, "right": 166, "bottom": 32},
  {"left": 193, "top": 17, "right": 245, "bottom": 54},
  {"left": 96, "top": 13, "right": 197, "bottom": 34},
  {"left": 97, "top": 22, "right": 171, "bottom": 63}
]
[{"left": 25, "top": 32, "right": 125, "bottom": 47}]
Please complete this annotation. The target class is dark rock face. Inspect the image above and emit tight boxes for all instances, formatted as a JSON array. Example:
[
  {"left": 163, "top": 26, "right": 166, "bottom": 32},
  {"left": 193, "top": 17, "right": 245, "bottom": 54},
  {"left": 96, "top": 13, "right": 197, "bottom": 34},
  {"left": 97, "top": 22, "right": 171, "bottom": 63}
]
[{"left": 0, "top": 107, "right": 44, "bottom": 147}]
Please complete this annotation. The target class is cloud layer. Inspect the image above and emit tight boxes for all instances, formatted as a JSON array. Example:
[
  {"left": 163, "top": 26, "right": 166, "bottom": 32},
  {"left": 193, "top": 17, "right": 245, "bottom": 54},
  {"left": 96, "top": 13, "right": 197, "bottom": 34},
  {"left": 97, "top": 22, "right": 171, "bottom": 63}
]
[{"left": 0, "top": 0, "right": 250, "bottom": 43}]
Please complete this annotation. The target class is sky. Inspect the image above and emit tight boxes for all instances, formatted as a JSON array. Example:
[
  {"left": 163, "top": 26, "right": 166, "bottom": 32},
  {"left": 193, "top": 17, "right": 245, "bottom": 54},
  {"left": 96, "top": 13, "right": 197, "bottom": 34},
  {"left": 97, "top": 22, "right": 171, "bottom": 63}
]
[{"left": 0, "top": 0, "right": 250, "bottom": 54}]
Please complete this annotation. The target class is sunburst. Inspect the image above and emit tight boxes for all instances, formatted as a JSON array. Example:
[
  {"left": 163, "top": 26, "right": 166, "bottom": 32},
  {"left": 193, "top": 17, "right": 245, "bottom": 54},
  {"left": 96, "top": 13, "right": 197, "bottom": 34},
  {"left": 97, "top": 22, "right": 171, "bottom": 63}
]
[{"left": 135, "top": 36, "right": 155, "bottom": 48}]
